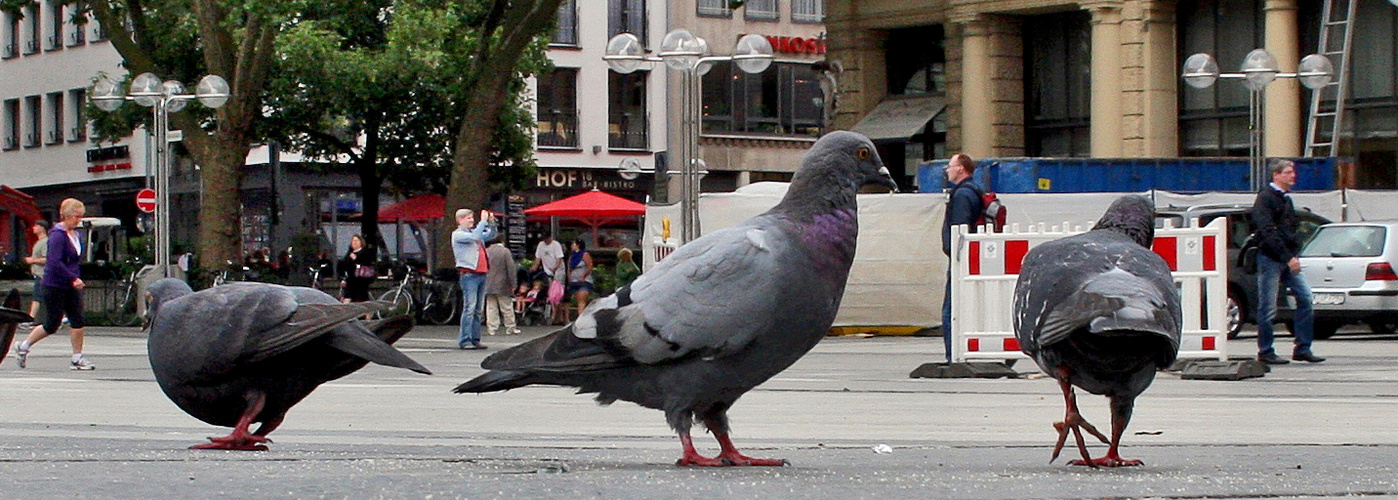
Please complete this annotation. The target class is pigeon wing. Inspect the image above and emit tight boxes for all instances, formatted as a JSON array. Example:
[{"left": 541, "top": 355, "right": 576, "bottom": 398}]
[
  {"left": 1015, "top": 234, "right": 1182, "bottom": 355},
  {"left": 157, "top": 283, "right": 391, "bottom": 366},
  {"left": 570, "top": 222, "right": 789, "bottom": 365}
]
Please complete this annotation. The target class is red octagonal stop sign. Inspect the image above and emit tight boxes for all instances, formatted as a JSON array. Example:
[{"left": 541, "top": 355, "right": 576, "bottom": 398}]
[{"left": 136, "top": 188, "right": 156, "bottom": 213}]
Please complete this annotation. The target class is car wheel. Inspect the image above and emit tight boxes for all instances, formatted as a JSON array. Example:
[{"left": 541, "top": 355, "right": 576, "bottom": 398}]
[
  {"left": 1225, "top": 290, "right": 1244, "bottom": 339},
  {"left": 1366, "top": 320, "right": 1396, "bottom": 336},
  {"left": 1313, "top": 320, "right": 1342, "bottom": 340}
]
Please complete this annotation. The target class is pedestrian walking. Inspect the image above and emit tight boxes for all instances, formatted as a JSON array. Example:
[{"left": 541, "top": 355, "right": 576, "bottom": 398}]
[
  {"left": 941, "top": 153, "right": 983, "bottom": 361},
  {"left": 22, "top": 220, "right": 50, "bottom": 325},
  {"left": 483, "top": 240, "right": 519, "bottom": 336},
  {"left": 13, "top": 199, "right": 93, "bottom": 370},
  {"left": 452, "top": 208, "right": 498, "bottom": 350},
  {"left": 339, "top": 234, "right": 377, "bottom": 304},
  {"left": 1252, "top": 159, "right": 1325, "bottom": 364}
]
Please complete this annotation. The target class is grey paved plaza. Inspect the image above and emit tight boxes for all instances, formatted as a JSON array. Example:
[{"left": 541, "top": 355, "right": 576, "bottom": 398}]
[{"left": 3, "top": 323, "right": 1398, "bottom": 498}]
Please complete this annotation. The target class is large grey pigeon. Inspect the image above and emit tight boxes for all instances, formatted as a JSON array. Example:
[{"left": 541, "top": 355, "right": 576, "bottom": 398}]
[
  {"left": 455, "top": 131, "right": 897, "bottom": 466},
  {"left": 1012, "top": 195, "right": 1181, "bottom": 467},
  {"left": 146, "top": 279, "right": 430, "bottom": 450}
]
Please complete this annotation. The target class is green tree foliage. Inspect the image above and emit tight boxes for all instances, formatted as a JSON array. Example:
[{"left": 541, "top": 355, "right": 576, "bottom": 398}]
[
  {"left": 0, "top": 0, "right": 299, "bottom": 268},
  {"left": 261, "top": 0, "right": 545, "bottom": 248}
]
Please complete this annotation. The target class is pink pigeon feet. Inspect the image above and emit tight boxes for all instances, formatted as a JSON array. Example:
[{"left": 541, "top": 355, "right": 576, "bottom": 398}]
[{"left": 675, "top": 432, "right": 789, "bottom": 467}]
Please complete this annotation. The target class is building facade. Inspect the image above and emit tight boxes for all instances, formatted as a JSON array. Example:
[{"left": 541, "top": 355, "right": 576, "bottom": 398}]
[{"left": 826, "top": 0, "right": 1398, "bottom": 189}]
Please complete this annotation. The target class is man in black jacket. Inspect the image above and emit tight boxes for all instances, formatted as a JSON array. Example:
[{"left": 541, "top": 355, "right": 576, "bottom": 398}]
[
  {"left": 941, "top": 153, "right": 983, "bottom": 362},
  {"left": 1251, "top": 159, "right": 1324, "bottom": 364}
]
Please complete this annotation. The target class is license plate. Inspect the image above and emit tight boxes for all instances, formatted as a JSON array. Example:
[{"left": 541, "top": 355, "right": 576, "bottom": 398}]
[{"left": 1313, "top": 292, "right": 1345, "bottom": 305}]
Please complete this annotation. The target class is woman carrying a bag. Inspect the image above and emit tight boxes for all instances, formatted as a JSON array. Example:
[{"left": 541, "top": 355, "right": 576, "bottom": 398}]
[{"left": 340, "top": 234, "right": 377, "bottom": 303}]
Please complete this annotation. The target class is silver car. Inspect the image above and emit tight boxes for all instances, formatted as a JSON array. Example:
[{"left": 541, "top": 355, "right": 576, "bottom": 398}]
[{"left": 1297, "top": 221, "right": 1398, "bottom": 339}]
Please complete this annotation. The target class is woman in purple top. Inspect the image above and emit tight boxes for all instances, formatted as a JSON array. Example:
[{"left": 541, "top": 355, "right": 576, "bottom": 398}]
[{"left": 13, "top": 198, "right": 93, "bottom": 370}]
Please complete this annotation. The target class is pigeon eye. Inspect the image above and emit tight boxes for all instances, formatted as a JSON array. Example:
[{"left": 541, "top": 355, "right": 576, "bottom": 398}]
[{"left": 856, "top": 147, "right": 870, "bottom": 160}]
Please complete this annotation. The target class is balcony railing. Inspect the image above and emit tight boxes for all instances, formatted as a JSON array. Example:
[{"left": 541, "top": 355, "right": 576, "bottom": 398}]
[
  {"left": 46, "top": 34, "right": 62, "bottom": 50},
  {"left": 1, "top": 43, "right": 16, "bottom": 59},
  {"left": 69, "top": 126, "right": 86, "bottom": 142},
  {"left": 68, "top": 29, "right": 85, "bottom": 46},
  {"left": 24, "top": 132, "right": 40, "bottom": 148},
  {"left": 2, "top": 137, "right": 15, "bottom": 150},
  {"left": 608, "top": 113, "right": 649, "bottom": 150},
  {"left": 23, "top": 39, "right": 39, "bottom": 54},
  {"left": 537, "top": 112, "right": 579, "bottom": 148}
]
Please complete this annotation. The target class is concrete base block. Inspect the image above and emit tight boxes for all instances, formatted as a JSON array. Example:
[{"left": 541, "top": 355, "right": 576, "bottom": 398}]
[
  {"left": 910, "top": 361, "right": 1019, "bottom": 379},
  {"left": 1178, "top": 359, "right": 1269, "bottom": 381}
]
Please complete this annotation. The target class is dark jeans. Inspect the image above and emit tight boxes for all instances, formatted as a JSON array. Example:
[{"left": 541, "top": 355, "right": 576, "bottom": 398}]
[{"left": 1256, "top": 253, "right": 1315, "bottom": 356}]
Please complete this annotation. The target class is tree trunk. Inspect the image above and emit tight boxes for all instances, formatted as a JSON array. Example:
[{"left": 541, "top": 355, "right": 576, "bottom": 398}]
[
  {"left": 359, "top": 113, "right": 383, "bottom": 251},
  {"left": 195, "top": 141, "right": 248, "bottom": 270},
  {"left": 440, "top": 82, "right": 511, "bottom": 263}
]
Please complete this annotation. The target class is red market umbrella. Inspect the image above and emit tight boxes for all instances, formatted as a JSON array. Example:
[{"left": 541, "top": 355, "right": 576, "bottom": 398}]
[
  {"left": 377, "top": 193, "right": 445, "bottom": 222},
  {"left": 523, "top": 188, "right": 645, "bottom": 219},
  {"left": 524, "top": 188, "right": 645, "bottom": 247}
]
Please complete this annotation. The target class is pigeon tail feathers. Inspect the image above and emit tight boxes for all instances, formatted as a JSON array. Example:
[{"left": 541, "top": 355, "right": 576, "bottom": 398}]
[
  {"left": 453, "top": 370, "right": 534, "bottom": 393},
  {"left": 323, "top": 323, "right": 431, "bottom": 375}
]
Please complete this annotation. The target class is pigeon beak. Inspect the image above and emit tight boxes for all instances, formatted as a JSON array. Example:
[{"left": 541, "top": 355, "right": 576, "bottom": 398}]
[{"left": 873, "top": 166, "right": 899, "bottom": 193}]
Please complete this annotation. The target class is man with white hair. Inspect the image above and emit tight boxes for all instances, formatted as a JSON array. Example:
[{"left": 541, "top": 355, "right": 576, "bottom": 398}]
[{"left": 452, "top": 208, "right": 498, "bottom": 350}]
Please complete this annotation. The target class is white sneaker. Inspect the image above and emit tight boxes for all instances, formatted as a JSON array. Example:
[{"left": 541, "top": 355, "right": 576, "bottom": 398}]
[
  {"left": 14, "top": 342, "right": 28, "bottom": 369},
  {"left": 508, "top": 328, "right": 521, "bottom": 335},
  {"left": 70, "top": 357, "right": 95, "bottom": 370}
]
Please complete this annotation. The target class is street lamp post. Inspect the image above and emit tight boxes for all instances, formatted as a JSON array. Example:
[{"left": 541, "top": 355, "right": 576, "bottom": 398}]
[
  {"left": 604, "top": 29, "right": 773, "bottom": 244},
  {"left": 91, "top": 72, "right": 230, "bottom": 277},
  {"left": 1182, "top": 50, "right": 1334, "bottom": 190}
]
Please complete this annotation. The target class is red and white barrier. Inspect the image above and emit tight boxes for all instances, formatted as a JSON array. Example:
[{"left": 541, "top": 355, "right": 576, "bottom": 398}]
[{"left": 949, "top": 218, "right": 1228, "bottom": 363}]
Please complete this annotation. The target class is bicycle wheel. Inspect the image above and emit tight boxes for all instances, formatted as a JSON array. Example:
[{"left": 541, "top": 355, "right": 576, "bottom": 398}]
[
  {"left": 376, "top": 288, "right": 413, "bottom": 319},
  {"left": 105, "top": 281, "right": 141, "bottom": 327},
  {"left": 421, "top": 282, "right": 459, "bottom": 325}
]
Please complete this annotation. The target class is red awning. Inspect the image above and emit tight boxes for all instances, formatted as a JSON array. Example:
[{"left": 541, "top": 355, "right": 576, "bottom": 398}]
[
  {"left": 377, "top": 193, "right": 445, "bottom": 222},
  {"left": 523, "top": 189, "right": 645, "bottom": 219},
  {"left": 0, "top": 185, "right": 40, "bottom": 222}
]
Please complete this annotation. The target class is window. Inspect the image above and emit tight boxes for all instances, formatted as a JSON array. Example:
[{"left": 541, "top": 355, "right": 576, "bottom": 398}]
[
  {"left": 608, "top": 0, "right": 646, "bottom": 44},
  {"left": 551, "top": 0, "right": 577, "bottom": 46},
  {"left": 536, "top": 68, "right": 578, "bottom": 149},
  {"left": 46, "top": 1, "right": 63, "bottom": 50},
  {"left": 23, "top": 95, "right": 40, "bottom": 148},
  {"left": 745, "top": 0, "right": 779, "bottom": 21},
  {"left": 702, "top": 61, "right": 824, "bottom": 137},
  {"left": 608, "top": 70, "right": 648, "bottom": 150},
  {"left": 67, "top": 12, "right": 85, "bottom": 46},
  {"left": 23, "top": 6, "right": 38, "bottom": 54},
  {"left": 792, "top": 0, "right": 823, "bottom": 23},
  {"left": 2, "top": 99, "right": 18, "bottom": 150},
  {"left": 1024, "top": 11, "right": 1091, "bottom": 157},
  {"left": 67, "top": 88, "right": 86, "bottom": 142},
  {"left": 46, "top": 92, "right": 63, "bottom": 145},
  {"left": 697, "top": 0, "right": 731, "bottom": 17},
  {"left": 1177, "top": 0, "right": 1262, "bottom": 156},
  {"left": 3, "top": 11, "right": 17, "bottom": 58},
  {"left": 91, "top": 18, "right": 108, "bottom": 41},
  {"left": 886, "top": 26, "right": 945, "bottom": 96}
]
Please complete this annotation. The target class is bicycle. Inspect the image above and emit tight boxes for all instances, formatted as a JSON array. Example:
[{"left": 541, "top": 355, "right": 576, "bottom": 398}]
[
  {"left": 104, "top": 260, "right": 150, "bottom": 327},
  {"left": 375, "top": 265, "right": 459, "bottom": 325}
]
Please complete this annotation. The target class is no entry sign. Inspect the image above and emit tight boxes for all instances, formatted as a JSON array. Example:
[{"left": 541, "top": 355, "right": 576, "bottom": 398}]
[{"left": 136, "top": 188, "right": 156, "bottom": 213}]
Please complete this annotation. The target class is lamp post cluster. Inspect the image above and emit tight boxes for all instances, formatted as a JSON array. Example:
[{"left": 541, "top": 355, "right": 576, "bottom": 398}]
[
  {"left": 91, "top": 72, "right": 230, "bottom": 277},
  {"left": 604, "top": 29, "right": 773, "bottom": 244},
  {"left": 1182, "top": 49, "right": 1333, "bottom": 190}
]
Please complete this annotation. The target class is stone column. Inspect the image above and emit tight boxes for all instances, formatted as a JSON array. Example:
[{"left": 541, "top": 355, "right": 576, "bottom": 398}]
[
  {"left": 1120, "top": 0, "right": 1179, "bottom": 157},
  {"left": 1085, "top": 0, "right": 1124, "bottom": 157},
  {"left": 1264, "top": 0, "right": 1302, "bottom": 158},
  {"left": 958, "top": 17, "right": 995, "bottom": 158}
]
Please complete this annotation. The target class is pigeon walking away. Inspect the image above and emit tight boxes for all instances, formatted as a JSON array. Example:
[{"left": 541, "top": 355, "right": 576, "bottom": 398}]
[
  {"left": 146, "top": 279, "right": 430, "bottom": 450},
  {"left": 0, "top": 289, "right": 33, "bottom": 367},
  {"left": 455, "top": 131, "right": 897, "bottom": 466},
  {"left": 1012, "top": 195, "right": 1181, "bottom": 467}
]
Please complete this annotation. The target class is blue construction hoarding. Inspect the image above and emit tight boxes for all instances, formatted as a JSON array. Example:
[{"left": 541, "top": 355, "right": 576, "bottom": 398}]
[{"left": 916, "top": 157, "right": 1339, "bottom": 193}]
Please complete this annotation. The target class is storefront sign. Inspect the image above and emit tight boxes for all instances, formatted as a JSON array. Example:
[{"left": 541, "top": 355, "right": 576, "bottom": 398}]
[
  {"left": 534, "top": 168, "right": 646, "bottom": 192},
  {"left": 763, "top": 35, "right": 826, "bottom": 55}
]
